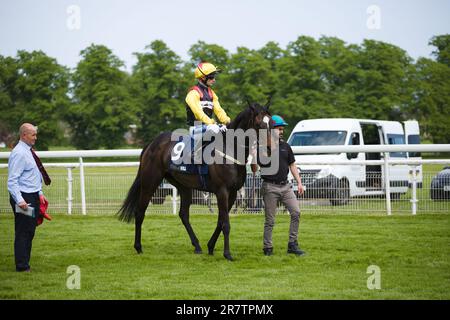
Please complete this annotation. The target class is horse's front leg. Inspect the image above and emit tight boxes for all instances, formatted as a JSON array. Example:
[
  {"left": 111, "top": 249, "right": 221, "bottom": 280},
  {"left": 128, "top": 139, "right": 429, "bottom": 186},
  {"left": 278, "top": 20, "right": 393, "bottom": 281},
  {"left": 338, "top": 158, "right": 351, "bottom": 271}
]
[
  {"left": 222, "top": 213, "right": 232, "bottom": 261},
  {"left": 208, "top": 189, "right": 233, "bottom": 260},
  {"left": 223, "top": 191, "right": 237, "bottom": 260},
  {"left": 179, "top": 188, "right": 202, "bottom": 254}
]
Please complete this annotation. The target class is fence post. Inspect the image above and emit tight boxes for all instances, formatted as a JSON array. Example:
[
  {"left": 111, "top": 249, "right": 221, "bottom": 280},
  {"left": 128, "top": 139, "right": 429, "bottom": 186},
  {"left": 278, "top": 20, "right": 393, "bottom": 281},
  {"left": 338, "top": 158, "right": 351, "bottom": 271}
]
[
  {"left": 172, "top": 185, "right": 177, "bottom": 215},
  {"left": 411, "top": 166, "right": 418, "bottom": 215},
  {"left": 384, "top": 154, "right": 392, "bottom": 215},
  {"left": 67, "top": 167, "right": 73, "bottom": 215},
  {"left": 79, "top": 157, "right": 86, "bottom": 215}
]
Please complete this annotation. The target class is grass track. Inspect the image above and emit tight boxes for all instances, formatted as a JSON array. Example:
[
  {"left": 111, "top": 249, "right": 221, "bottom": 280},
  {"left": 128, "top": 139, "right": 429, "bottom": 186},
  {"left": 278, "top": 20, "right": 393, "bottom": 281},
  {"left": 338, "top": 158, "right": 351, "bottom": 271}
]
[{"left": 0, "top": 213, "right": 449, "bottom": 299}]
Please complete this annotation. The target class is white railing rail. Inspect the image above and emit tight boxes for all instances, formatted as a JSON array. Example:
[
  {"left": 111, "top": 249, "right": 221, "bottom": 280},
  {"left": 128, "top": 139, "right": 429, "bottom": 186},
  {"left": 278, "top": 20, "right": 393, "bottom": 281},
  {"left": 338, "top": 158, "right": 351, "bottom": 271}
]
[
  {"left": 1, "top": 144, "right": 449, "bottom": 215},
  {"left": 0, "top": 149, "right": 142, "bottom": 159},
  {"left": 0, "top": 144, "right": 450, "bottom": 160},
  {"left": 290, "top": 144, "right": 450, "bottom": 154},
  {"left": 0, "top": 159, "right": 140, "bottom": 215}
]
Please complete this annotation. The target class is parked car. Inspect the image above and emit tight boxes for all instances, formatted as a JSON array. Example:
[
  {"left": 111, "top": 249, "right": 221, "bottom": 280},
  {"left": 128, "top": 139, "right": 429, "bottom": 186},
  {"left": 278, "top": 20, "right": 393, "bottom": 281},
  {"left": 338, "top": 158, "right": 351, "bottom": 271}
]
[{"left": 430, "top": 166, "right": 450, "bottom": 200}]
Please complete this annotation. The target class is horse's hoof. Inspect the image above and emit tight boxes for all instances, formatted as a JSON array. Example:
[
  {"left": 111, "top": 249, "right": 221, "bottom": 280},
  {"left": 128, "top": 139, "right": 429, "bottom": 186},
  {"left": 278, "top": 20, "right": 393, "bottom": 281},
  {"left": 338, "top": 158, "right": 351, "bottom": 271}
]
[
  {"left": 134, "top": 246, "right": 143, "bottom": 254},
  {"left": 224, "top": 253, "right": 234, "bottom": 261},
  {"left": 194, "top": 248, "right": 203, "bottom": 254}
]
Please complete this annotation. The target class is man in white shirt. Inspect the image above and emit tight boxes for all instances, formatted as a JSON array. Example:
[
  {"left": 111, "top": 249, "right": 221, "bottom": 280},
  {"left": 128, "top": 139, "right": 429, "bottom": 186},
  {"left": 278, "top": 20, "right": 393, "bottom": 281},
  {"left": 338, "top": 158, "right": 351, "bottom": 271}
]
[{"left": 8, "top": 123, "right": 49, "bottom": 272}]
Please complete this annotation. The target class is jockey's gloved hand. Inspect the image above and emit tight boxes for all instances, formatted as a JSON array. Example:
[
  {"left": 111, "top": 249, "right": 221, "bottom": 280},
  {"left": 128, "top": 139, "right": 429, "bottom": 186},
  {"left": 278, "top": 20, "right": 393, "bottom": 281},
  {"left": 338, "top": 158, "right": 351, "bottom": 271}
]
[
  {"left": 206, "top": 124, "right": 220, "bottom": 134},
  {"left": 218, "top": 124, "right": 228, "bottom": 133}
]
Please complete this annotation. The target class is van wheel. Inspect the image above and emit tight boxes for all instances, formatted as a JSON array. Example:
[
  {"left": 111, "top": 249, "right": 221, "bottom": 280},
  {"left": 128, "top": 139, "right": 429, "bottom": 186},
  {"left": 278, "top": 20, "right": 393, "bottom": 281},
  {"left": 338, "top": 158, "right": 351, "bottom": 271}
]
[{"left": 330, "top": 180, "right": 350, "bottom": 206}]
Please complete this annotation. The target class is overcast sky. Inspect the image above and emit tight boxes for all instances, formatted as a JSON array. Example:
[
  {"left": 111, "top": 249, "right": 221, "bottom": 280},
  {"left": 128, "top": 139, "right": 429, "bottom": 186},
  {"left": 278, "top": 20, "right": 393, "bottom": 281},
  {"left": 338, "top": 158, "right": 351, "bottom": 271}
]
[{"left": 1, "top": 0, "right": 449, "bottom": 71}]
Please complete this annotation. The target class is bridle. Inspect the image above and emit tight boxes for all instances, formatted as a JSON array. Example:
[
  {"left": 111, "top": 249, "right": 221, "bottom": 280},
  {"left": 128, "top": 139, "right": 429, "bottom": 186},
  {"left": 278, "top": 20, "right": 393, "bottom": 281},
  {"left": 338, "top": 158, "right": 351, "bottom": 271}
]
[{"left": 214, "top": 107, "right": 272, "bottom": 166}]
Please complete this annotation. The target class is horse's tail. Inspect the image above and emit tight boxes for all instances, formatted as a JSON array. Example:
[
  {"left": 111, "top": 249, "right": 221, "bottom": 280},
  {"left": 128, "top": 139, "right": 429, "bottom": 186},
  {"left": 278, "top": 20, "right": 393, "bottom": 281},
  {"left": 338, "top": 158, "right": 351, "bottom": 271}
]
[
  {"left": 117, "top": 172, "right": 141, "bottom": 223},
  {"left": 117, "top": 145, "right": 149, "bottom": 223}
]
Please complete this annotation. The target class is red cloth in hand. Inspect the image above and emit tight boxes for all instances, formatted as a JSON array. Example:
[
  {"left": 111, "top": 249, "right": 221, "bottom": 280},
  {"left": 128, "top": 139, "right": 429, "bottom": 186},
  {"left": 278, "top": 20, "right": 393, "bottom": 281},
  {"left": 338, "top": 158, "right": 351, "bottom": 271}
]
[{"left": 37, "top": 195, "right": 52, "bottom": 226}]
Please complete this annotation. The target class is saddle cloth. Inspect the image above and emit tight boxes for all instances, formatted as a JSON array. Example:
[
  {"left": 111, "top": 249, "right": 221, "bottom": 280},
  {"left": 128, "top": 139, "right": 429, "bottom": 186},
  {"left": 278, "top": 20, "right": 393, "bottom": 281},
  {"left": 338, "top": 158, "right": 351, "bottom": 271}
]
[{"left": 168, "top": 133, "right": 209, "bottom": 191}]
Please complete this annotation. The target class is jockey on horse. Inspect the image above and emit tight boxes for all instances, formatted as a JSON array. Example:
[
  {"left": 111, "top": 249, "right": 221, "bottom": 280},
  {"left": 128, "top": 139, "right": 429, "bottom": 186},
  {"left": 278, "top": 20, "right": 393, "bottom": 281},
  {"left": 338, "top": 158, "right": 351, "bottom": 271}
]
[{"left": 185, "top": 62, "right": 231, "bottom": 136}]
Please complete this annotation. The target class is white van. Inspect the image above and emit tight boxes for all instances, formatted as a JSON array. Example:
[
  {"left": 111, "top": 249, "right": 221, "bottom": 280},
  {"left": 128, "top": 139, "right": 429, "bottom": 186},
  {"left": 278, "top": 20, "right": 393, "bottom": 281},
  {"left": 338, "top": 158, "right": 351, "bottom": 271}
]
[
  {"left": 404, "top": 120, "right": 423, "bottom": 188},
  {"left": 287, "top": 118, "right": 419, "bottom": 205}
]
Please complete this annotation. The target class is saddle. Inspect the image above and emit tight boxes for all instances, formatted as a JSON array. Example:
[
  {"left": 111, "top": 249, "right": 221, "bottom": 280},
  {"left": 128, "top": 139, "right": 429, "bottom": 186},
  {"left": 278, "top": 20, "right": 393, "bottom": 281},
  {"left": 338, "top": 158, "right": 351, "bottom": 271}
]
[{"left": 168, "top": 134, "right": 210, "bottom": 190}]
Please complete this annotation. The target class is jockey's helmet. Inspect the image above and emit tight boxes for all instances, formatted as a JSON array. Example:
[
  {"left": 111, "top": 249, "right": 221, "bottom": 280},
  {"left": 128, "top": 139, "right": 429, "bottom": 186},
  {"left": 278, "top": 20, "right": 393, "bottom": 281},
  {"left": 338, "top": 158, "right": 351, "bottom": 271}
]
[{"left": 195, "top": 62, "right": 221, "bottom": 80}]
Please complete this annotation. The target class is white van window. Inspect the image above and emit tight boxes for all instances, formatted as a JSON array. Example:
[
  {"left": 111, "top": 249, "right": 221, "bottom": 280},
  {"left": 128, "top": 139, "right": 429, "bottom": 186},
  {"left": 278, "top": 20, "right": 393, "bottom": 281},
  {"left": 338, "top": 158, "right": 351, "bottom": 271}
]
[
  {"left": 407, "top": 134, "right": 421, "bottom": 157},
  {"left": 387, "top": 134, "right": 407, "bottom": 158},
  {"left": 289, "top": 131, "right": 347, "bottom": 146}
]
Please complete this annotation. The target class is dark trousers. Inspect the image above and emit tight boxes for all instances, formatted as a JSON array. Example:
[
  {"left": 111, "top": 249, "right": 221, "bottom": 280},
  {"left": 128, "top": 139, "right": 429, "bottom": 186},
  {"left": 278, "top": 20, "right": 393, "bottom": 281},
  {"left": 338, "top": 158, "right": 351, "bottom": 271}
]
[
  {"left": 261, "top": 182, "right": 301, "bottom": 249},
  {"left": 9, "top": 192, "right": 39, "bottom": 271}
]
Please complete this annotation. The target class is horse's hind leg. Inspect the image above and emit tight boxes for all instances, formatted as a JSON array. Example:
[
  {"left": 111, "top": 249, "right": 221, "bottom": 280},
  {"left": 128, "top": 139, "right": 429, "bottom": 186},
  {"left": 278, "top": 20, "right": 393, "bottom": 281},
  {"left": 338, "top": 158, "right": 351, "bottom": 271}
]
[
  {"left": 134, "top": 203, "right": 147, "bottom": 254},
  {"left": 179, "top": 188, "right": 202, "bottom": 254},
  {"left": 207, "top": 192, "right": 232, "bottom": 256},
  {"left": 208, "top": 189, "right": 236, "bottom": 260},
  {"left": 134, "top": 166, "right": 164, "bottom": 254}
]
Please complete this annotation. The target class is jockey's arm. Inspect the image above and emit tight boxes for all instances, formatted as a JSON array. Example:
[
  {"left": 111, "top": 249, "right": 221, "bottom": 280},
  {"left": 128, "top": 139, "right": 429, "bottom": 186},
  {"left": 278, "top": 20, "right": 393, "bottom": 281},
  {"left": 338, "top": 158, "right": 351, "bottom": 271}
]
[
  {"left": 185, "top": 90, "right": 216, "bottom": 125},
  {"left": 212, "top": 91, "right": 231, "bottom": 125}
]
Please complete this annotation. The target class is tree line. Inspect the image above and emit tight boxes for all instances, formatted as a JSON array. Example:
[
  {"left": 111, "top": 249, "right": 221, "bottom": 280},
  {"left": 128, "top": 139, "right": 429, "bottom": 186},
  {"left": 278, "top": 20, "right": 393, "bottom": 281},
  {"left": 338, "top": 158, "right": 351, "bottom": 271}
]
[{"left": 0, "top": 35, "right": 449, "bottom": 150}]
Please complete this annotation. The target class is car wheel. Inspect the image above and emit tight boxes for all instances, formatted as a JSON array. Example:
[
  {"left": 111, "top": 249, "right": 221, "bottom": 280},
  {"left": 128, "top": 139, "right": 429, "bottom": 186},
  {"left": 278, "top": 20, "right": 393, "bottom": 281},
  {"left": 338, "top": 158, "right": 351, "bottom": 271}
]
[{"left": 330, "top": 180, "right": 350, "bottom": 206}]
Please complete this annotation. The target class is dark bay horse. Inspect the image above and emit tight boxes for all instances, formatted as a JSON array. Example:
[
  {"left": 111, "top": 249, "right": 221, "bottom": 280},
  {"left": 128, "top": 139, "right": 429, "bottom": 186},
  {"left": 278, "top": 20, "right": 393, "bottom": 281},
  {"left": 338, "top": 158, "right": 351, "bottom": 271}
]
[{"left": 117, "top": 102, "right": 272, "bottom": 260}]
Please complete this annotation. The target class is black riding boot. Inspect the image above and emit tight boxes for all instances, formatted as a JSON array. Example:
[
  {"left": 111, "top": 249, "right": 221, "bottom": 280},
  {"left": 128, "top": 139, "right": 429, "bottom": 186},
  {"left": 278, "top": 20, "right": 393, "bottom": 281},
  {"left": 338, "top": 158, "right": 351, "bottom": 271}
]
[{"left": 287, "top": 241, "right": 305, "bottom": 256}]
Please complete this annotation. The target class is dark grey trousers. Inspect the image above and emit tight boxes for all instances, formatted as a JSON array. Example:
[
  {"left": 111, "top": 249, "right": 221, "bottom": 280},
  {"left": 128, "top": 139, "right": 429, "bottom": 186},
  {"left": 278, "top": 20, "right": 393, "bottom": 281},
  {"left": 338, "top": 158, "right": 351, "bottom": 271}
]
[
  {"left": 261, "top": 181, "right": 300, "bottom": 249},
  {"left": 9, "top": 192, "right": 39, "bottom": 271}
]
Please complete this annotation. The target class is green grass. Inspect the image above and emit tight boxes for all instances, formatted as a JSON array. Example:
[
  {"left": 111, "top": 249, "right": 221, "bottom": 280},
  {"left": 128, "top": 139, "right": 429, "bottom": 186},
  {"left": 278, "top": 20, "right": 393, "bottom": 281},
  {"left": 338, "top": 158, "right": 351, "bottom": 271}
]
[{"left": 0, "top": 213, "right": 449, "bottom": 299}]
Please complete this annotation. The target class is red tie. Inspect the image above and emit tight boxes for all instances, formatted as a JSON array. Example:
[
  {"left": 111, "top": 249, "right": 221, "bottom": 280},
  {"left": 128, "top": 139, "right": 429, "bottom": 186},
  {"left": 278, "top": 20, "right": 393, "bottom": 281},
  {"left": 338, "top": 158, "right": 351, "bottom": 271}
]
[{"left": 31, "top": 148, "right": 51, "bottom": 185}]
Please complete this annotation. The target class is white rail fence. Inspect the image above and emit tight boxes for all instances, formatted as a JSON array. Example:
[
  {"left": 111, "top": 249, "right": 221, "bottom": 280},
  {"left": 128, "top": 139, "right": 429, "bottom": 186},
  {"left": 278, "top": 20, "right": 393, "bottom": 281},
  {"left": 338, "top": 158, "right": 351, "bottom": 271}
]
[{"left": 1, "top": 145, "right": 449, "bottom": 215}]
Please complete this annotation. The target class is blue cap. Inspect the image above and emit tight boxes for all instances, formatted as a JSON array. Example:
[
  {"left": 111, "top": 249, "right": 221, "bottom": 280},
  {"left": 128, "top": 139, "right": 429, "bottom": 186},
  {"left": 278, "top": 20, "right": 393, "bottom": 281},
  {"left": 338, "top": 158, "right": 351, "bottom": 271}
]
[{"left": 271, "top": 115, "right": 288, "bottom": 127}]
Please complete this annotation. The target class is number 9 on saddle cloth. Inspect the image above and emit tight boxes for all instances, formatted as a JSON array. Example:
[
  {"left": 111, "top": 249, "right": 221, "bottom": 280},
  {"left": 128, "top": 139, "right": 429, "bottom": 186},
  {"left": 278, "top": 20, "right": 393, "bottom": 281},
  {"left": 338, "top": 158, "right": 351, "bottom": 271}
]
[{"left": 169, "top": 125, "right": 216, "bottom": 189}]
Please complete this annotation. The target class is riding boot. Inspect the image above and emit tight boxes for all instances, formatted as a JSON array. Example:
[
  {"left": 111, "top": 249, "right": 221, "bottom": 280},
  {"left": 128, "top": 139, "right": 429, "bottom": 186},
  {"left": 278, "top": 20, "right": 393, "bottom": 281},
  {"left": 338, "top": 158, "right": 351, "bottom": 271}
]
[
  {"left": 263, "top": 247, "right": 273, "bottom": 256},
  {"left": 287, "top": 241, "right": 306, "bottom": 256}
]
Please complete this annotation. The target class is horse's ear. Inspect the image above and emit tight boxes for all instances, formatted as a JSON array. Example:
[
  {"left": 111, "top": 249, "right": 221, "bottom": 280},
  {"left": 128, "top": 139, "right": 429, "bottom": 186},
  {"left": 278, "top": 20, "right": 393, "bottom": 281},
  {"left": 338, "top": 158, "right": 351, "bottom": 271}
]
[
  {"left": 247, "top": 100, "right": 255, "bottom": 111},
  {"left": 265, "top": 96, "right": 272, "bottom": 110}
]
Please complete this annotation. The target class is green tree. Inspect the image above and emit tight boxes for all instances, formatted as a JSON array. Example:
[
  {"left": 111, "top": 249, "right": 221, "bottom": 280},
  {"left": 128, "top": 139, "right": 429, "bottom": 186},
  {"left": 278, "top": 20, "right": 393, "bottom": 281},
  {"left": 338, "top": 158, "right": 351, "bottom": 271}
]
[
  {"left": 351, "top": 40, "right": 414, "bottom": 120},
  {"left": 430, "top": 34, "right": 450, "bottom": 66},
  {"left": 0, "top": 51, "right": 70, "bottom": 150},
  {"left": 131, "top": 40, "right": 185, "bottom": 144},
  {"left": 274, "top": 36, "right": 332, "bottom": 135},
  {"left": 67, "top": 44, "right": 135, "bottom": 149},
  {"left": 411, "top": 57, "right": 450, "bottom": 143},
  {"left": 188, "top": 41, "right": 230, "bottom": 68},
  {"left": 316, "top": 36, "right": 360, "bottom": 118},
  {"left": 225, "top": 47, "right": 276, "bottom": 115},
  {"left": 2, "top": 35, "right": 448, "bottom": 147},
  {"left": 0, "top": 55, "right": 19, "bottom": 147}
]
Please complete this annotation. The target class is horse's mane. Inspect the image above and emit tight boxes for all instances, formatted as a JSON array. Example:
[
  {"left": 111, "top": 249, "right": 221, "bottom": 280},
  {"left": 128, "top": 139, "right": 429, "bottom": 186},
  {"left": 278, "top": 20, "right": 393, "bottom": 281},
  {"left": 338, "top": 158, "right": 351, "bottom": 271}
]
[{"left": 227, "top": 107, "right": 253, "bottom": 130}]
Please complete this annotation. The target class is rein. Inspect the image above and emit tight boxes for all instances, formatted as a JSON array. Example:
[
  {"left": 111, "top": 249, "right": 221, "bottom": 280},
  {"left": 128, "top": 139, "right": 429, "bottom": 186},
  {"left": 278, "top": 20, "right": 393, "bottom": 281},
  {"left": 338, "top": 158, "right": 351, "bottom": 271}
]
[
  {"left": 215, "top": 105, "right": 270, "bottom": 166},
  {"left": 214, "top": 149, "right": 245, "bottom": 166}
]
